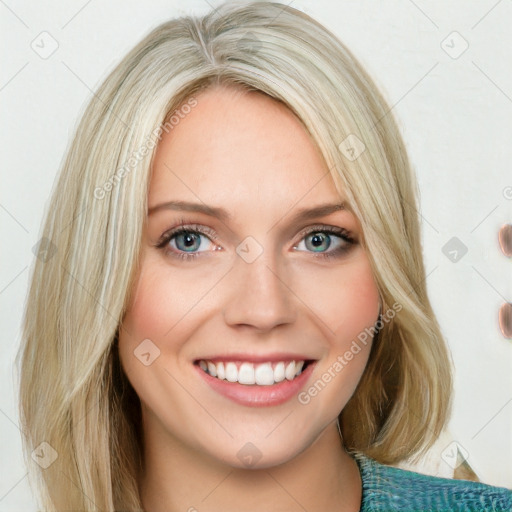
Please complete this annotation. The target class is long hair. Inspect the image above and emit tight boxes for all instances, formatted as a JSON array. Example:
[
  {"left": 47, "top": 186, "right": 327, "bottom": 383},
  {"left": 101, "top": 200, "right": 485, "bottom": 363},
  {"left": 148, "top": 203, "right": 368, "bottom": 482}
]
[{"left": 16, "top": 2, "right": 452, "bottom": 510}]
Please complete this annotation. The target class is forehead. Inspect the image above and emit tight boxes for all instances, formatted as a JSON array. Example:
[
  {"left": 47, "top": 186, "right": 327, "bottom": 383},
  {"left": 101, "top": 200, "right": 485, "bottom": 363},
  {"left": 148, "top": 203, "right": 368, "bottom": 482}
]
[{"left": 148, "top": 85, "right": 344, "bottom": 218}]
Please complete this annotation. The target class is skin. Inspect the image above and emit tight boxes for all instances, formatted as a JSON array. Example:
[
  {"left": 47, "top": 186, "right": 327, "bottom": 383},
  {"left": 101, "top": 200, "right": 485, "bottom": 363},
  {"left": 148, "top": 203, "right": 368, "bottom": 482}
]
[{"left": 119, "top": 84, "right": 381, "bottom": 512}]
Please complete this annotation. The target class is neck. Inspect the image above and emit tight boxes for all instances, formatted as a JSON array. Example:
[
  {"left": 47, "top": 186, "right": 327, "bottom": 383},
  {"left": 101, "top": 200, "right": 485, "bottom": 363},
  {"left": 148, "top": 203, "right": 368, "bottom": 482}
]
[{"left": 139, "top": 415, "right": 362, "bottom": 512}]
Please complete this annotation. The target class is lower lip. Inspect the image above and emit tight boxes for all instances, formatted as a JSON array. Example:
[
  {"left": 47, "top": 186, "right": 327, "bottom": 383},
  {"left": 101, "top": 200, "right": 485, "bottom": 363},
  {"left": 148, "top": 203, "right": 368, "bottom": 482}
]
[{"left": 195, "top": 362, "right": 316, "bottom": 407}]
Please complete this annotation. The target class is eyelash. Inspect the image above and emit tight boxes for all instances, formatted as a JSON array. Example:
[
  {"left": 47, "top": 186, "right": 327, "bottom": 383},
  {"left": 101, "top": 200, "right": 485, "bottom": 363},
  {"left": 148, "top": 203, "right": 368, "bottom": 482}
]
[{"left": 154, "top": 218, "right": 356, "bottom": 262}]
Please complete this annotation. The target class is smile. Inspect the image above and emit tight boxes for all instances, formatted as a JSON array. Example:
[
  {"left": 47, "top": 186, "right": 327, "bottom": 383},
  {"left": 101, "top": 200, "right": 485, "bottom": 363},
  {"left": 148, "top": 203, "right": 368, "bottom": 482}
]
[
  {"left": 194, "top": 358, "right": 317, "bottom": 407},
  {"left": 198, "top": 359, "right": 306, "bottom": 386}
]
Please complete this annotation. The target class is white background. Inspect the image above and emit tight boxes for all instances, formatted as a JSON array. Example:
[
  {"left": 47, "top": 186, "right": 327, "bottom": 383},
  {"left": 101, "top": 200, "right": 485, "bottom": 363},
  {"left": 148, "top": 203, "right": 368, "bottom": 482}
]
[{"left": 1, "top": 0, "right": 511, "bottom": 509}]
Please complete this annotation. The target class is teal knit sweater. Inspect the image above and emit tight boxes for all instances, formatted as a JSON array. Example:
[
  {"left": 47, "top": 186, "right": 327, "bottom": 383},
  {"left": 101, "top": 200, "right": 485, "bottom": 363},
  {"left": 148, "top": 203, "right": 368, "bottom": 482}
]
[{"left": 353, "top": 452, "right": 512, "bottom": 511}]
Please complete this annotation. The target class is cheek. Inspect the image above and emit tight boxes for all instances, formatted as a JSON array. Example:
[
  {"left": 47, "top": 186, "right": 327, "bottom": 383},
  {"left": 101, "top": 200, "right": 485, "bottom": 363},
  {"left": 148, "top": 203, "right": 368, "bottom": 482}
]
[
  {"left": 117, "top": 256, "right": 220, "bottom": 424},
  {"left": 120, "top": 255, "right": 221, "bottom": 350},
  {"left": 118, "top": 262, "right": 188, "bottom": 384},
  {"left": 293, "top": 251, "right": 380, "bottom": 339},
  {"left": 295, "top": 255, "right": 379, "bottom": 414}
]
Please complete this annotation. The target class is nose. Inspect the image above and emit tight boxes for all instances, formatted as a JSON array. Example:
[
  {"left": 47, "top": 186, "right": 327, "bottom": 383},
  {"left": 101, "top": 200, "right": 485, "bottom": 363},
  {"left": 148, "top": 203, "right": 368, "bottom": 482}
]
[{"left": 222, "top": 248, "right": 297, "bottom": 332}]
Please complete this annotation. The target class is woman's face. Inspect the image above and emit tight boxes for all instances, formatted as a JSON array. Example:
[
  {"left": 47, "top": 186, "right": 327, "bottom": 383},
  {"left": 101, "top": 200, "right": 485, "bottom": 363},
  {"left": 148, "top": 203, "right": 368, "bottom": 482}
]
[{"left": 119, "top": 85, "right": 380, "bottom": 469}]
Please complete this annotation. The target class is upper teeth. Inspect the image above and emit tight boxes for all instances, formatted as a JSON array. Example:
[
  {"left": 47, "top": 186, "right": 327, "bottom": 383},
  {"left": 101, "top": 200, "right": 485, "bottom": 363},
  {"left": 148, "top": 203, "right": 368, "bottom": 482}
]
[{"left": 198, "top": 360, "right": 305, "bottom": 386}]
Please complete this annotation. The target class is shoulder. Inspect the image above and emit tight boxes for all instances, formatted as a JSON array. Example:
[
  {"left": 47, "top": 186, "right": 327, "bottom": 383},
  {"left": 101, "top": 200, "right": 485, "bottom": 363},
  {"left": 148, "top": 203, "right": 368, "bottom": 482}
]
[{"left": 352, "top": 451, "right": 512, "bottom": 512}]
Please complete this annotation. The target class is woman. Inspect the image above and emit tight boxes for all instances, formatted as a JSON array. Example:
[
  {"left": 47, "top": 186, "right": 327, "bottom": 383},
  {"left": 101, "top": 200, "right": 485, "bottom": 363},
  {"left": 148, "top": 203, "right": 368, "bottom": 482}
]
[{"left": 17, "top": 2, "right": 512, "bottom": 511}]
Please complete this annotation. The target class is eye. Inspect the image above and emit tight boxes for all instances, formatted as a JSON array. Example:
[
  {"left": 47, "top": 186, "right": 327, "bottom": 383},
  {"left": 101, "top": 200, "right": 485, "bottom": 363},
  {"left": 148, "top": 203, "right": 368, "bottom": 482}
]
[
  {"left": 155, "top": 222, "right": 356, "bottom": 262},
  {"left": 171, "top": 230, "right": 212, "bottom": 252},
  {"left": 155, "top": 223, "right": 219, "bottom": 261},
  {"left": 293, "top": 226, "right": 356, "bottom": 259}
]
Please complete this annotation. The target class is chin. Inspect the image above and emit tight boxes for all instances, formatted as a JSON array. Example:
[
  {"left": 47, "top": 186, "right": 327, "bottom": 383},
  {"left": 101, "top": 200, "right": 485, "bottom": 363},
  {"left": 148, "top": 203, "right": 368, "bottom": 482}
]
[{"left": 198, "top": 427, "right": 316, "bottom": 471}]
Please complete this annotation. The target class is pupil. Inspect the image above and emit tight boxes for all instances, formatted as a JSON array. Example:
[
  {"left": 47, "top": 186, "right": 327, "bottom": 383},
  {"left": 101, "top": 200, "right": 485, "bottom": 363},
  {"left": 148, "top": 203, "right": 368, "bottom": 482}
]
[
  {"left": 180, "top": 232, "right": 198, "bottom": 250},
  {"left": 312, "top": 234, "right": 323, "bottom": 247},
  {"left": 308, "top": 233, "right": 330, "bottom": 252}
]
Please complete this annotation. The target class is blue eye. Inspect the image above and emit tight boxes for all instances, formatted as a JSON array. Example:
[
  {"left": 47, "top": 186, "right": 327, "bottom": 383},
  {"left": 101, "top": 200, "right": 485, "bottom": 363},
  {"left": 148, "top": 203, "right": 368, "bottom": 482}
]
[
  {"left": 300, "top": 232, "right": 336, "bottom": 252},
  {"left": 173, "top": 231, "right": 209, "bottom": 252},
  {"left": 155, "top": 223, "right": 356, "bottom": 261},
  {"left": 156, "top": 225, "right": 217, "bottom": 261},
  {"left": 294, "top": 227, "right": 355, "bottom": 259}
]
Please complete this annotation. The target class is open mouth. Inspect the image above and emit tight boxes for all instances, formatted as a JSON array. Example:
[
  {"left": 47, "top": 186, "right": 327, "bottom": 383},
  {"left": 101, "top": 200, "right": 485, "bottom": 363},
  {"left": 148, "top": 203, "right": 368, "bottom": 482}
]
[{"left": 195, "top": 359, "right": 315, "bottom": 386}]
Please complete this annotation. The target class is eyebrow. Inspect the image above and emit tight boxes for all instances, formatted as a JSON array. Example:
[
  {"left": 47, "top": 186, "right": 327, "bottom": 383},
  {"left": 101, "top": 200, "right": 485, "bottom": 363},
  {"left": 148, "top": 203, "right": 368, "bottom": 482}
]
[{"left": 148, "top": 200, "right": 347, "bottom": 223}]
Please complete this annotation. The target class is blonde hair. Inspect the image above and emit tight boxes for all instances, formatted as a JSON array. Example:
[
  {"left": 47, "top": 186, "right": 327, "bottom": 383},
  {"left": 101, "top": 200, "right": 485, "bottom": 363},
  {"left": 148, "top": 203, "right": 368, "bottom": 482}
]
[{"left": 16, "top": 1, "right": 453, "bottom": 510}]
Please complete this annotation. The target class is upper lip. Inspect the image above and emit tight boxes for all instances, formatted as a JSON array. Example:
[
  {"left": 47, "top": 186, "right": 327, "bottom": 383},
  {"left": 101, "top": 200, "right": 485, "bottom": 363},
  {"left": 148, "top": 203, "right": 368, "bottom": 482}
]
[{"left": 194, "top": 353, "right": 315, "bottom": 364}]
